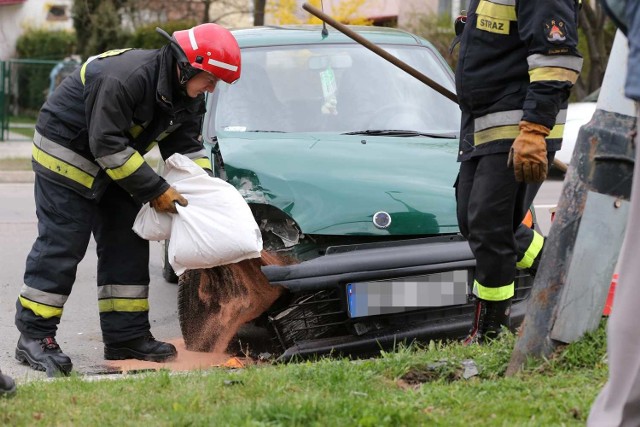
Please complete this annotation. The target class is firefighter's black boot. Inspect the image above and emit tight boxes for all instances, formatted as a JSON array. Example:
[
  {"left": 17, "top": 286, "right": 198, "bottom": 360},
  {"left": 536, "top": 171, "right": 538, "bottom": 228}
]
[
  {"left": 104, "top": 333, "right": 177, "bottom": 362},
  {"left": 463, "top": 298, "right": 512, "bottom": 345},
  {"left": 15, "top": 335, "right": 73, "bottom": 376},
  {"left": 0, "top": 368, "right": 16, "bottom": 397}
]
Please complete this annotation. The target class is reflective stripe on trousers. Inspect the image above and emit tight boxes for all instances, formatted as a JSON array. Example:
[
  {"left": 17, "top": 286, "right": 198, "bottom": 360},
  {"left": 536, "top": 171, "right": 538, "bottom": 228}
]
[
  {"left": 16, "top": 175, "right": 151, "bottom": 343},
  {"left": 455, "top": 152, "right": 551, "bottom": 300}
]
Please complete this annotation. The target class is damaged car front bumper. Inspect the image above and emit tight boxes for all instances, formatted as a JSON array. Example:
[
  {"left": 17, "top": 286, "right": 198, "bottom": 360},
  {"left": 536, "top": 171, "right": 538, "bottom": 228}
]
[{"left": 261, "top": 235, "right": 533, "bottom": 360}]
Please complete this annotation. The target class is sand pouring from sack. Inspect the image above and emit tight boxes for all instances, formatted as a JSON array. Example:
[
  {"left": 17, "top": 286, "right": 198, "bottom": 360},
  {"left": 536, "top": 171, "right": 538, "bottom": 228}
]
[
  {"left": 185, "top": 251, "right": 289, "bottom": 353},
  {"left": 105, "top": 253, "right": 289, "bottom": 372}
]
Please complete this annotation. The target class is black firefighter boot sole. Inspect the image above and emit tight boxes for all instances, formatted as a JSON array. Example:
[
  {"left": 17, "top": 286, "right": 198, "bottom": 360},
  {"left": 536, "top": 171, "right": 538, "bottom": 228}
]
[
  {"left": 104, "top": 335, "right": 178, "bottom": 363},
  {"left": 15, "top": 336, "right": 73, "bottom": 377}
]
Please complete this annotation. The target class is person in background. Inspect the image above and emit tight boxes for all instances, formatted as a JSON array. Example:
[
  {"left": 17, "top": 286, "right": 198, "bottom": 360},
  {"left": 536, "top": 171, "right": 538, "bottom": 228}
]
[
  {"left": 588, "top": 1, "right": 640, "bottom": 425},
  {"left": 14, "top": 23, "right": 241, "bottom": 375},
  {"left": 47, "top": 55, "right": 81, "bottom": 97},
  {"left": 454, "top": 0, "right": 582, "bottom": 343}
]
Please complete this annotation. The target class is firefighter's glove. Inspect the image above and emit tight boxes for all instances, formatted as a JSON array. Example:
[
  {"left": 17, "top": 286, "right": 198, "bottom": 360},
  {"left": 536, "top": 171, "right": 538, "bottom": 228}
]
[
  {"left": 507, "top": 121, "right": 550, "bottom": 183},
  {"left": 150, "top": 186, "right": 188, "bottom": 214}
]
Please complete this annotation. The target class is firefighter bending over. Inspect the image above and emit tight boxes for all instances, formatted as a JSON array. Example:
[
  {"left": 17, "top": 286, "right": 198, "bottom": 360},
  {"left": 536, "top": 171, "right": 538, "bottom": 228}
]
[
  {"left": 14, "top": 23, "right": 242, "bottom": 374},
  {"left": 454, "top": 0, "right": 582, "bottom": 343}
]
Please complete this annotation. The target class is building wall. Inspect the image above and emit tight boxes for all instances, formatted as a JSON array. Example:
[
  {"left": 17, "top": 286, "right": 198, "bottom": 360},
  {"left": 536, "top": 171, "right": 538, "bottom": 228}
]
[
  {"left": 0, "top": 0, "right": 73, "bottom": 59},
  {"left": 1, "top": 0, "right": 251, "bottom": 60},
  {"left": 270, "top": 0, "right": 448, "bottom": 28},
  {"left": 122, "top": 0, "right": 252, "bottom": 29},
  {"left": 0, "top": 0, "right": 456, "bottom": 59},
  {"left": 209, "top": 0, "right": 253, "bottom": 28},
  {"left": 398, "top": 0, "right": 439, "bottom": 28}
]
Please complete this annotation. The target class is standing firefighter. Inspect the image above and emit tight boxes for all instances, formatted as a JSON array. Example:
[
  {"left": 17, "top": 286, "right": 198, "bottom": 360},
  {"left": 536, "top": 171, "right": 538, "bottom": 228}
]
[
  {"left": 454, "top": 0, "right": 582, "bottom": 343},
  {"left": 14, "top": 23, "right": 241, "bottom": 375}
]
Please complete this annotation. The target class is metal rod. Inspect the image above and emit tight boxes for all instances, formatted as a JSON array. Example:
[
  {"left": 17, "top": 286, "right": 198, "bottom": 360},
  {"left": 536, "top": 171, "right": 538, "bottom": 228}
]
[
  {"left": 302, "top": 2, "right": 568, "bottom": 174},
  {"left": 302, "top": 2, "right": 459, "bottom": 104}
]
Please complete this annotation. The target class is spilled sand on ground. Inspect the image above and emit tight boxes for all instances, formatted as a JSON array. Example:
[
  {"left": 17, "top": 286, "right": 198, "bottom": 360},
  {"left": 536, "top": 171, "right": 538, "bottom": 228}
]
[
  {"left": 105, "top": 338, "right": 251, "bottom": 373},
  {"left": 106, "top": 252, "right": 294, "bottom": 373}
]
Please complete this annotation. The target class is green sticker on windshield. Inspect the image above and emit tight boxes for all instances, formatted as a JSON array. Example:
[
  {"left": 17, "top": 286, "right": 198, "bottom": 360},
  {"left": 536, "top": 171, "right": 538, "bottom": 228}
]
[
  {"left": 320, "top": 67, "right": 337, "bottom": 97},
  {"left": 320, "top": 67, "right": 337, "bottom": 115}
]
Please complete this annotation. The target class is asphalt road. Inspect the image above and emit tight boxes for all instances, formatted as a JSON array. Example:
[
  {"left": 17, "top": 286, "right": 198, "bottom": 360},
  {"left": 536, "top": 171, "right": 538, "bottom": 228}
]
[
  {"left": 533, "top": 178, "right": 563, "bottom": 235},
  {"left": 0, "top": 179, "right": 565, "bottom": 382},
  {"left": 0, "top": 183, "right": 182, "bottom": 381}
]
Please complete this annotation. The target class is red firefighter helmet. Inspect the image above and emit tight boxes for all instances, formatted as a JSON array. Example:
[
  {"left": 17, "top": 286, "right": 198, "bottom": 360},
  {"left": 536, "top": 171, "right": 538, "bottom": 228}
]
[{"left": 171, "top": 23, "right": 241, "bottom": 84}]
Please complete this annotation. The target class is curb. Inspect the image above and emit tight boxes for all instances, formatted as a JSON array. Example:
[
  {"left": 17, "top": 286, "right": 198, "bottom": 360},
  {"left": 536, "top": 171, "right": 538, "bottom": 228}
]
[{"left": 0, "top": 171, "right": 34, "bottom": 183}]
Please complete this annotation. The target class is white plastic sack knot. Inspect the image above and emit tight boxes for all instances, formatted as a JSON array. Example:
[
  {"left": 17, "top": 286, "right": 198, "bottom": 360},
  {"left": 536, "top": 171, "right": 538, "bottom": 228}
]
[{"left": 133, "top": 153, "right": 262, "bottom": 274}]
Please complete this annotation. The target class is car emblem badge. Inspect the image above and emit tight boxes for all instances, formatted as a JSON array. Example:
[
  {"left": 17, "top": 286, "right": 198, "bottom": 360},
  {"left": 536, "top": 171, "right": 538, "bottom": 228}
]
[{"left": 373, "top": 211, "right": 391, "bottom": 229}]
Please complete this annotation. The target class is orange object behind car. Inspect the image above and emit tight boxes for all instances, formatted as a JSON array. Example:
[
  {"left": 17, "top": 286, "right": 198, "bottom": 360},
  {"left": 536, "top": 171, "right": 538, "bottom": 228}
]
[{"left": 549, "top": 206, "right": 616, "bottom": 316}]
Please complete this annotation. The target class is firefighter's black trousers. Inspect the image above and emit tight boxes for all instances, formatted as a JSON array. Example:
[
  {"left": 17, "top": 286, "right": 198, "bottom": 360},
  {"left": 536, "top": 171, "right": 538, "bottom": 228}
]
[
  {"left": 16, "top": 175, "right": 151, "bottom": 344},
  {"left": 456, "top": 152, "right": 551, "bottom": 299}
]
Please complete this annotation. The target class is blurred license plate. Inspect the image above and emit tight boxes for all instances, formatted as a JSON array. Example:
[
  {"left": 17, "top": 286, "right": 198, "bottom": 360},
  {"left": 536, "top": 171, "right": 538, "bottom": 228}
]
[{"left": 346, "top": 270, "right": 469, "bottom": 318}]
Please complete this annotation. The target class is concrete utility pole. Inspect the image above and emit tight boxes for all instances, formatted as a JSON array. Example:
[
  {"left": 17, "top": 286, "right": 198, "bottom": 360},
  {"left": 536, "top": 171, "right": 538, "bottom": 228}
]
[{"left": 507, "top": 32, "right": 636, "bottom": 375}]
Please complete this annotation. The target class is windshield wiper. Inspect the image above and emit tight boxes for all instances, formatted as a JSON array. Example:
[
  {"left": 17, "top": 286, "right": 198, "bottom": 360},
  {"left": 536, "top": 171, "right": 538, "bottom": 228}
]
[
  {"left": 245, "top": 130, "right": 287, "bottom": 133},
  {"left": 342, "top": 129, "right": 457, "bottom": 138}
]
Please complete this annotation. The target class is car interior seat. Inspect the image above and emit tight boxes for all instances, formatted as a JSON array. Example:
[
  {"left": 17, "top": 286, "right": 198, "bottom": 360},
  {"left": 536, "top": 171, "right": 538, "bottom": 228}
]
[{"left": 219, "top": 63, "right": 289, "bottom": 132}]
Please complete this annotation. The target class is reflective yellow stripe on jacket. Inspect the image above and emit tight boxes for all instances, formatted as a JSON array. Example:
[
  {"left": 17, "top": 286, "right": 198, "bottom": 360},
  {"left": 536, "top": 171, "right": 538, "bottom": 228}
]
[
  {"left": 474, "top": 109, "right": 567, "bottom": 146},
  {"left": 476, "top": 0, "right": 516, "bottom": 34},
  {"left": 80, "top": 49, "right": 133, "bottom": 85},
  {"left": 32, "top": 130, "right": 100, "bottom": 188},
  {"left": 96, "top": 148, "right": 146, "bottom": 182},
  {"left": 193, "top": 157, "right": 213, "bottom": 170},
  {"left": 476, "top": 0, "right": 516, "bottom": 20},
  {"left": 183, "top": 148, "right": 213, "bottom": 170},
  {"left": 527, "top": 54, "right": 583, "bottom": 84}
]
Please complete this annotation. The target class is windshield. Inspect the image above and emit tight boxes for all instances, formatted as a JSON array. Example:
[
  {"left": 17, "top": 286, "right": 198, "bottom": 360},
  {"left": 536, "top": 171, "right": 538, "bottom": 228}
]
[{"left": 208, "top": 43, "right": 460, "bottom": 135}]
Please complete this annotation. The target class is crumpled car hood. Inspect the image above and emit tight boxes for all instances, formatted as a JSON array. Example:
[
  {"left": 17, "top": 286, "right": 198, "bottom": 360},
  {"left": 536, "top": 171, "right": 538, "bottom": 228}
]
[{"left": 213, "top": 132, "right": 460, "bottom": 236}]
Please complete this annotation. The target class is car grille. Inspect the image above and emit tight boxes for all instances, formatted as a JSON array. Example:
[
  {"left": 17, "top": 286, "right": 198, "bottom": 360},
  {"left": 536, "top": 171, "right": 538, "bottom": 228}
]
[
  {"left": 268, "top": 270, "right": 534, "bottom": 351},
  {"left": 268, "top": 289, "right": 347, "bottom": 350}
]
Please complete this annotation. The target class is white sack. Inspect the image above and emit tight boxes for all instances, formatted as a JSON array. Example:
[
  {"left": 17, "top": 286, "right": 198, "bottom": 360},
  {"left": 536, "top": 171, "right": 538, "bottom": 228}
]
[
  {"left": 132, "top": 203, "right": 172, "bottom": 241},
  {"left": 133, "top": 153, "right": 263, "bottom": 275}
]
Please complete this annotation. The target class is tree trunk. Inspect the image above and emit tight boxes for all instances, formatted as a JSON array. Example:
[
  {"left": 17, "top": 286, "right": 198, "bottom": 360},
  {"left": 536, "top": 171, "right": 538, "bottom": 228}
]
[
  {"left": 575, "top": 1, "right": 615, "bottom": 99},
  {"left": 254, "top": 0, "right": 266, "bottom": 26},
  {"left": 202, "top": 0, "right": 211, "bottom": 23}
]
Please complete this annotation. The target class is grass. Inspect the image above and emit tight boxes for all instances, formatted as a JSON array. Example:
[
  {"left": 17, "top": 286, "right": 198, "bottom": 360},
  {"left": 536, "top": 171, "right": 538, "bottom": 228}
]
[
  {"left": 7, "top": 115, "right": 37, "bottom": 124},
  {"left": 7, "top": 126, "right": 35, "bottom": 139},
  {"left": 0, "top": 321, "right": 609, "bottom": 426},
  {"left": 4, "top": 115, "right": 36, "bottom": 140}
]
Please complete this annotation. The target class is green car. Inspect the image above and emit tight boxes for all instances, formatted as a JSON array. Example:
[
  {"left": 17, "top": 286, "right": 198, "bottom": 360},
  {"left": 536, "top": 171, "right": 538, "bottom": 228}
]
[{"left": 168, "top": 25, "right": 535, "bottom": 359}]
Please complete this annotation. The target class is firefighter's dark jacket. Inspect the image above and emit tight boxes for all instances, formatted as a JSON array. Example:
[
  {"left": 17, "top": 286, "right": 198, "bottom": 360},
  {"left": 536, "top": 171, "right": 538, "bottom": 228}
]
[
  {"left": 455, "top": 0, "right": 583, "bottom": 161},
  {"left": 33, "top": 45, "right": 209, "bottom": 203}
]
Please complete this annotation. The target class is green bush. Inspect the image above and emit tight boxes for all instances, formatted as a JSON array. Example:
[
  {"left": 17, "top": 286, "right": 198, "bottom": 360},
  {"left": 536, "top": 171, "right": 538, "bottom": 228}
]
[
  {"left": 14, "top": 29, "right": 77, "bottom": 114},
  {"left": 124, "top": 20, "right": 199, "bottom": 49},
  {"left": 403, "top": 13, "right": 458, "bottom": 70},
  {"left": 15, "top": 29, "right": 77, "bottom": 59},
  {"left": 83, "top": 0, "right": 128, "bottom": 57},
  {"left": 10, "top": 19, "right": 197, "bottom": 116}
]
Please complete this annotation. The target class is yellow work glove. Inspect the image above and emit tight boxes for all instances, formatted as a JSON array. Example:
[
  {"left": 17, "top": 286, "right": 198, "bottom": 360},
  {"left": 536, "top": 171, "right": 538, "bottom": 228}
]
[
  {"left": 150, "top": 186, "right": 188, "bottom": 214},
  {"left": 507, "top": 120, "right": 550, "bottom": 183}
]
